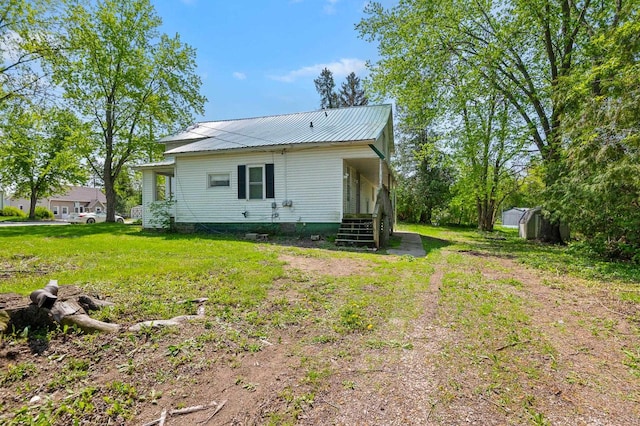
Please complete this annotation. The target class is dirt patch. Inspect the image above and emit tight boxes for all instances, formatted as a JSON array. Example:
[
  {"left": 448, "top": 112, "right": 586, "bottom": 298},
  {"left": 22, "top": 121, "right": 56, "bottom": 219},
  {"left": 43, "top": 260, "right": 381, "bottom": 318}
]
[
  {"left": 1, "top": 245, "right": 639, "bottom": 425},
  {"left": 279, "top": 254, "right": 370, "bottom": 277}
]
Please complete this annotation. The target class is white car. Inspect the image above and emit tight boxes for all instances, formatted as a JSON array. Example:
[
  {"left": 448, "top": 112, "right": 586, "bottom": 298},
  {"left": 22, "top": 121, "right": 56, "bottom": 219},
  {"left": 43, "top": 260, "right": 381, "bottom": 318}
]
[{"left": 68, "top": 212, "right": 124, "bottom": 224}]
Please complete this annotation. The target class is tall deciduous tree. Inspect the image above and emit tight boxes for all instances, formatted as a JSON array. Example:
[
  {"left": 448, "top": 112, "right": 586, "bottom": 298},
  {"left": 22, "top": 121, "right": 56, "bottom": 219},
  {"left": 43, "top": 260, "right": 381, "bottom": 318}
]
[
  {"left": 358, "top": 0, "right": 634, "bottom": 242},
  {"left": 48, "top": 0, "right": 205, "bottom": 221},
  {"left": 455, "top": 90, "right": 528, "bottom": 231},
  {"left": 394, "top": 127, "right": 453, "bottom": 224},
  {"left": 0, "top": 0, "right": 56, "bottom": 106},
  {"left": 338, "top": 72, "right": 368, "bottom": 107},
  {"left": 314, "top": 67, "right": 338, "bottom": 109},
  {"left": 0, "top": 102, "right": 88, "bottom": 219}
]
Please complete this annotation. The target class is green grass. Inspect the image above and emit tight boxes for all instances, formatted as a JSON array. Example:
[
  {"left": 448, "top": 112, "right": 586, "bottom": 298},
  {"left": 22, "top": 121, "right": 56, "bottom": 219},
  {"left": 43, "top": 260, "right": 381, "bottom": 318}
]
[
  {"left": 1, "top": 222, "right": 638, "bottom": 424},
  {"left": 0, "top": 224, "right": 283, "bottom": 320}
]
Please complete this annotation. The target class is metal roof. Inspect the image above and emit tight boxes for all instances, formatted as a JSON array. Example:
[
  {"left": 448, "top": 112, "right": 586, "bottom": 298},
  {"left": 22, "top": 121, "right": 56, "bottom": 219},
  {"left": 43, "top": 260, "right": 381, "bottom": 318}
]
[{"left": 162, "top": 104, "right": 392, "bottom": 155}]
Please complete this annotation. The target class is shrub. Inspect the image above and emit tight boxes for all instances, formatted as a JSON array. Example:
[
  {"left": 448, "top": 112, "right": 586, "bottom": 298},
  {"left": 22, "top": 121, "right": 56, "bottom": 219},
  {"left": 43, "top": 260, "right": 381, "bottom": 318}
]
[
  {"left": 34, "top": 206, "right": 54, "bottom": 220},
  {"left": 1, "top": 206, "right": 27, "bottom": 217}
]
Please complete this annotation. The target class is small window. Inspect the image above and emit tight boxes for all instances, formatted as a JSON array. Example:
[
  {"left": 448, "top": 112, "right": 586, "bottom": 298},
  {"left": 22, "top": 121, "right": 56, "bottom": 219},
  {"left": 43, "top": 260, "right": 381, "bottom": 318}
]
[
  {"left": 208, "top": 173, "right": 230, "bottom": 188},
  {"left": 19, "top": 205, "right": 23, "bottom": 211},
  {"left": 53, "top": 206, "right": 59, "bottom": 215},
  {"left": 248, "top": 166, "right": 264, "bottom": 199},
  {"left": 62, "top": 206, "right": 69, "bottom": 215},
  {"left": 238, "top": 164, "right": 274, "bottom": 200}
]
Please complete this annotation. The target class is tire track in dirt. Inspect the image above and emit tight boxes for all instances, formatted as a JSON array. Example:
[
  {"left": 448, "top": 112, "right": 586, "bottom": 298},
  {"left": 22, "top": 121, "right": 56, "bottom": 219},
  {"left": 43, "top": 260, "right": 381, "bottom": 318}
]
[{"left": 300, "top": 254, "right": 453, "bottom": 425}]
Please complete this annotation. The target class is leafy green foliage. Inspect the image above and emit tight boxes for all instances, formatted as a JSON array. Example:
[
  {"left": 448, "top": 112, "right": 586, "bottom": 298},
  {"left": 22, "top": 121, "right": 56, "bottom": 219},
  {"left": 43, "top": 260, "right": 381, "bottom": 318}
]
[
  {"left": 394, "top": 129, "right": 454, "bottom": 224},
  {"left": 0, "top": 102, "right": 88, "bottom": 219},
  {"left": 34, "top": 206, "right": 54, "bottom": 220},
  {"left": 359, "top": 0, "right": 639, "bottom": 245},
  {"left": 553, "top": 19, "right": 640, "bottom": 261},
  {"left": 1, "top": 206, "right": 27, "bottom": 217},
  {"left": 0, "top": 0, "right": 53, "bottom": 105},
  {"left": 46, "top": 0, "right": 205, "bottom": 222}
]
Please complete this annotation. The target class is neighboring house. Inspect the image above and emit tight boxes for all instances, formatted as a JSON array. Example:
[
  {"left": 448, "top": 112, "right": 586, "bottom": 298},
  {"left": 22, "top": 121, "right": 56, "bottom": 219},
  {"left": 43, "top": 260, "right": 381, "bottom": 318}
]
[
  {"left": 502, "top": 207, "right": 529, "bottom": 227},
  {"left": 6, "top": 186, "right": 107, "bottom": 219},
  {"left": 136, "top": 104, "right": 396, "bottom": 247}
]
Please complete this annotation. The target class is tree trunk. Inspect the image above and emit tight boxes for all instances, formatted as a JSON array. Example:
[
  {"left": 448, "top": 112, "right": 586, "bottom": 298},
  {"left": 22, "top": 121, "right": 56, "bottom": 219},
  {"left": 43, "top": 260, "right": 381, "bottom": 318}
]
[
  {"left": 29, "top": 190, "right": 38, "bottom": 220},
  {"left": 104, "top": 170, "right": 117, "bottom": 222},
  {"left": 477, "top": 197, "right": 496, "bottom": 232}
]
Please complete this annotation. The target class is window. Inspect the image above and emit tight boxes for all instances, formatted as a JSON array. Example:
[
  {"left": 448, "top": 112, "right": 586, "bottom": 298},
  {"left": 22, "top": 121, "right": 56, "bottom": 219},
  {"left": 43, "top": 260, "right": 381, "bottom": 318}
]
[
  {"left": 62, "top": 206, "right": 69, "bottom": 215},
  {"left": 155, "top": 174, "right": 167, "bottom": 201},
  {"left": 75, "top": 206, "right": 84, "bottom": 213},
  {"left": 208, "top": 173, "right": 230, "bottom": 188},
  {"left": 248, "top": 166, "right": 263, "bottom": 199},
  {"left": 238, "top": 164, "right": 274, "bottom": 200},
  {"left": 53, "top": 206, "right": 59, "bottom": 215}
]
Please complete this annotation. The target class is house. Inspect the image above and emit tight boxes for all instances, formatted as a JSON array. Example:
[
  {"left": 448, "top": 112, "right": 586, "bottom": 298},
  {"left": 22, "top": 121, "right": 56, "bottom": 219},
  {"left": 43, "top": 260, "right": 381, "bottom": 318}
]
[
  {"left": 502, "top": 207, "right": 529, "bottom": 227},
  {"left": 136, "top": 104, "right": 396, "bottom": 247},
  {"left": 6, "top": 186, "right": 107, "bottom": 219}
]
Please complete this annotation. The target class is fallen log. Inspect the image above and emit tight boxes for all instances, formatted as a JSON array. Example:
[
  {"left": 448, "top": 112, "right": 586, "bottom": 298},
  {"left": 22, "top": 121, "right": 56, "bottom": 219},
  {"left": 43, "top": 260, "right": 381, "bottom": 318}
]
[
  {"left": 50, "top": 299, "right": 120, "bottom": 333},
  {"left": 1, "top": 280, "right": 207, "bottom": 335},
  {"left": 0, "top": 281, "right": 120, "bottom": 334}
]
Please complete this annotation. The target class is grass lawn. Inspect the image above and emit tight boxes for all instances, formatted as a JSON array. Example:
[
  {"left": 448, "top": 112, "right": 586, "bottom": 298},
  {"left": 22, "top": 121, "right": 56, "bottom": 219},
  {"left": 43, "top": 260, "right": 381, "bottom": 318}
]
[{"left": 0, "top": 223, "right": 638, "bottom": 425}]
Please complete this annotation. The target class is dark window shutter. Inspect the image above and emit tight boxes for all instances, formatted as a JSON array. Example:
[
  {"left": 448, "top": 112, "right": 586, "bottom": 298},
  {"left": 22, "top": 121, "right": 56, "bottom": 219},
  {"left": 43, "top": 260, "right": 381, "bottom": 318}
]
[
  {"left": 237, "top": 165, "right": 246, "bottom": 199},
  {"left": 265, "top": 163, "right": 275, "bottom": 199}
]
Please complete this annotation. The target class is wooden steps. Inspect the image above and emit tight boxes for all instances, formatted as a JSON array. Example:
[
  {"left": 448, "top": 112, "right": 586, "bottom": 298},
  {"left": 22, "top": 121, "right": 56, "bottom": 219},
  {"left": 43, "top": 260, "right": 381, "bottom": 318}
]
[{"left": 335, "top": 216, "right": 375, "bottom": 247}]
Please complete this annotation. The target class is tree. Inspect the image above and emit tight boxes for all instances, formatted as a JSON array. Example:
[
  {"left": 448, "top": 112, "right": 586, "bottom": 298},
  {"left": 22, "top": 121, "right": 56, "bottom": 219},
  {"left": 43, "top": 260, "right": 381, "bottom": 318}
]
[
  {"left": 338, "top": 72, "right": 368, "bottom": 107},
  {"left": 358, "top": 0, "right": 635, "bottom": 241},
  {"left": 0, "top": 102, "right": 88, "bottom": 219},
  {"left": 552, "top": 19, "right": 640, "bottom": 260},
  {"left": 0, "top": 0, "right": 56, "bottom": 106},
  {"left": 47, "top": 0, "right": 205, "bottom": 222},
  {"left": 314, "top": 67, "right": 338, "bottom": 109},
  {"left": 455, "top": 90, "right": 528, "bottom": 231},
  {"left": 393, "top": 127, "right": 453, "bottom": 224}
]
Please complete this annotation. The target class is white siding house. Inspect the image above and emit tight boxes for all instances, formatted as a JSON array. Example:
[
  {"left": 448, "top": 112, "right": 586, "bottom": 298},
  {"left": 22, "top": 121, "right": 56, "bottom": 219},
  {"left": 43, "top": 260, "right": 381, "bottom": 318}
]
[{"left": 136, "top": 105, "right": 395, "bottom": 243}]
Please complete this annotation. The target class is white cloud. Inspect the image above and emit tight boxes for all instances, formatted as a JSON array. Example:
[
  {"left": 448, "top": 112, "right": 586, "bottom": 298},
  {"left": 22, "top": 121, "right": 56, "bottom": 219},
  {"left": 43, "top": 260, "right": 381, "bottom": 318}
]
[
  {"left": 232, "top": 72, "right": 247, "bottom": 80},
  {"left": 269, "top": 58, "right": 367, "bottom": 83},
  {"left": 324, "top": 0, "right": 340, "bottom": 14}
]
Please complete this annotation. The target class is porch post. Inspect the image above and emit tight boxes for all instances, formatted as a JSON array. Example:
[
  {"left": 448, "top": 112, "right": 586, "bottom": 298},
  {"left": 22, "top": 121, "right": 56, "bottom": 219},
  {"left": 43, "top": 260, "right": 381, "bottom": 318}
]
[{"left": 378, "top": 158, "right": 383, "bottom": 188}]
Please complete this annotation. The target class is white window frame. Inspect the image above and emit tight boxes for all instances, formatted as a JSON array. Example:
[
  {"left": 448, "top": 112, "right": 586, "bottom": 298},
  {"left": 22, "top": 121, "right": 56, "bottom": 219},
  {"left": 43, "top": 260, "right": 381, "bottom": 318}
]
[
  {"left": 53, "top": 206, "right": 59, "bottom": 215},
  {"left": 62, "top": 206, "right": 69, "bottom": 215},
  {"left": 207, "top": 172, "right": 230, "bottom": 189},
  {"left": 247, "top": 165, "right": 265, "bottom": 200}
]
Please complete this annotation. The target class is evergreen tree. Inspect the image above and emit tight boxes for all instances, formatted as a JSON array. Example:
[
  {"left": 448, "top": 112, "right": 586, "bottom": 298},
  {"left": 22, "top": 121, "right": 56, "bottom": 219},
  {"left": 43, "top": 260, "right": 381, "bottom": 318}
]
[
  {"left": 338, "top": 72, "right": 368, "bottom": 107},
  {"left": 314, "top": 67, "right": 338, "bottom": 109}
]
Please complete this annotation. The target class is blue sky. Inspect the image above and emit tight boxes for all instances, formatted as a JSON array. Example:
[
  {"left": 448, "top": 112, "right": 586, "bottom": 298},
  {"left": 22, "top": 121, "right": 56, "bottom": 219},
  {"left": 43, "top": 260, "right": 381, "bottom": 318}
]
[{"left": 152, "top": 0, "right": 396, "bottom": 121}]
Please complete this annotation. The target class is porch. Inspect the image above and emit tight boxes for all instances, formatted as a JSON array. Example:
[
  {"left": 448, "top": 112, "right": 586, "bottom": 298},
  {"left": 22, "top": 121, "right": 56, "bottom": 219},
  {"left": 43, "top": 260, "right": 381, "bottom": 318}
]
[{"left": 339, "top": 156, "right": 395, "bottom": 248}]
